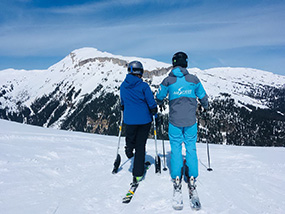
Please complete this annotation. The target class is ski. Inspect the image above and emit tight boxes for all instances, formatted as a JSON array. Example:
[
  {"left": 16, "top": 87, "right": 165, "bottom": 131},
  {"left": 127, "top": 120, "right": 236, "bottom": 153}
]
[
  {"left": 122, "top": 181, "right": 139, "bottom": 203},
  {"left": 122, "top": 161, "right": 151, "bottom": 204},
  {"left": 188, "top": 176, "right": 201, "bottom": 210},
  {"left": 172, "top": 176, "right": 183, "bottom": 210}
]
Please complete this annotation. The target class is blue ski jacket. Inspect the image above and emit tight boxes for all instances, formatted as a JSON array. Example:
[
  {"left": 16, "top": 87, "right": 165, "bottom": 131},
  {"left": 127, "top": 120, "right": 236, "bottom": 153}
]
[
  {"left": 156, "top": 66, "right": 208, "bottom": 127},
  {"left": 120, "top": 74, "right": 157, "bottom": 125}
]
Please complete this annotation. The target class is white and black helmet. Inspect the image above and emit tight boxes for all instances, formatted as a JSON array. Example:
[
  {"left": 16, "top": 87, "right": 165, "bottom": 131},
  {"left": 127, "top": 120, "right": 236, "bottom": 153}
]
[{"left": 127, "top": 61, "right": 144, "bottom": 76}]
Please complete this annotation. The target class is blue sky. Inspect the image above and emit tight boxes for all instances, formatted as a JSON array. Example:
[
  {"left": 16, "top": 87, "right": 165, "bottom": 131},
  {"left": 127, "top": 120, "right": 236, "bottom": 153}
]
[{"left": 0, "top": 0, "right": 285, "bottom": 76}]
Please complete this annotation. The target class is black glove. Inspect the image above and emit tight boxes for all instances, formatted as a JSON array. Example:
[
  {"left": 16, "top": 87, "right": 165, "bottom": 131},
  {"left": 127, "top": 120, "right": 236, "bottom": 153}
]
[
  {"left": 198, "top": 105, "right": 207, "bottom": 113},
  {"left": 159, "top": 104, "right": 166, "bottom": 112},
  {"left": 121, "top": 105, "right": 124, "bottom": 111},
  {"left": 150, "top": 107, "right": 158, "bottom": 115},
  {"left": 156, "top": 99, "right": 166, "bottom": 112}
]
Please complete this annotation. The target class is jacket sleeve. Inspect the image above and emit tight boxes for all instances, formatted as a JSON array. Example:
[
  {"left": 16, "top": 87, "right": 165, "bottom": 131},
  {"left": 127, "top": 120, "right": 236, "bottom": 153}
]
[
  {"left": 156, "top": 78, "right": 169, "bottom": 104},
  {"left": 144, "top": 84, "right": 157, "bottom": 110},
  {"left": 195, "top": 81, "right": 209, "bottom": 109}
]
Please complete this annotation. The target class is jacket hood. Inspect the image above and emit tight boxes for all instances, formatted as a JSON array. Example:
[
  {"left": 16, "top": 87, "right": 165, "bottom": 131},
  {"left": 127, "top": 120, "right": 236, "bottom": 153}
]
[
  {"left": 124, "top": 73, "right": 142, "bottom": 89},
  {"left": 169, "top": 66, "right": 189, "bottom": 78}
]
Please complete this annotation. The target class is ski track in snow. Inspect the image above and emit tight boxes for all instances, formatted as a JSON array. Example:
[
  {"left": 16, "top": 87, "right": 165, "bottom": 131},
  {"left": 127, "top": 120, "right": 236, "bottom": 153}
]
[{"left": 0, "top": 119, "right": 285, "bottom": 214}]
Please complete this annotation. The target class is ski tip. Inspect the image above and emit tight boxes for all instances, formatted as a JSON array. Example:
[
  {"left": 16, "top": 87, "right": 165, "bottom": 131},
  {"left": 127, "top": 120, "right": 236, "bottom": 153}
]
[
  {"left": 122, "top": 197, "right": 132, "bottom": 204},
  {"left": 172, "top": 200, "right": 183, "bottom": 210},
  {"left": 191, "top": 198, "right": 201, "bottom": 210},
  {"left": 173, "top": 206, "right": 183, "bottom": 210},
  {"left": 191, "top": 205, "right": 201, "bottom": 211}
]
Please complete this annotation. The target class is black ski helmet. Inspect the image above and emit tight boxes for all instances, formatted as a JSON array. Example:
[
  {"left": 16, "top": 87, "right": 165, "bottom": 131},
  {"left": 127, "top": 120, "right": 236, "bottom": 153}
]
[
  {"left": 172, "top": 52, "right": 188, "bottom": 68},
  {"left": 127, "top": 61, "right": 144, "bottom": 76}
]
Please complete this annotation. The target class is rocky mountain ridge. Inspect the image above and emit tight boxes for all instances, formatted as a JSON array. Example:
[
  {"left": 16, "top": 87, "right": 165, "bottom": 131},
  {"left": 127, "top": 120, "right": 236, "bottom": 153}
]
[{"left": 0, "top": 47, "right": 284, "bottom": 146}]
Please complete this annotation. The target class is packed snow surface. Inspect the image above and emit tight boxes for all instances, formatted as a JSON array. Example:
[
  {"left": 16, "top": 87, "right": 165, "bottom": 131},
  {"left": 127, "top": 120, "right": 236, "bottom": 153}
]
[{"left": 0, "top": 119, "right": 285, "bottom": 214}]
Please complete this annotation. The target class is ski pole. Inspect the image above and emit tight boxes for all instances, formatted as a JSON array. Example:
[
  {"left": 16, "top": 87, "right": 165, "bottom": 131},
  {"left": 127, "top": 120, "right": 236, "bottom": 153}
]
[
  {"left": 112, "top": 110, "right": 123, "bottom": 174},
  {"left": 206, "top": 140, "right": 213, "bottom": 171},
  {"left": 205, "top": 119, "right": 213, "bottom": 171},
  {"left": 160, "top": 115, "right": 167, "bottom": 171},
  {"left": 153, "top": 115, "right": 161, "bottom": 174}
]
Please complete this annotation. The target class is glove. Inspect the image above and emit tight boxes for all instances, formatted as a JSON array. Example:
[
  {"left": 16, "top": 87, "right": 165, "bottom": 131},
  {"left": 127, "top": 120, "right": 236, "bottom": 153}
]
[
  {"left": 150, "top": 107, "right": 158, "bottom": 115},
  {"left": 156, "top": 99, "right": 166, "bottom": 112},
  {"left": 121, "top": 105, "right": 124, "bottom": 111},
  {"left": 198, "top": 105, "right": 207, "bottom": 113},
  {"left": 159, "top": 104, "right": 166, "bottom": 112}
]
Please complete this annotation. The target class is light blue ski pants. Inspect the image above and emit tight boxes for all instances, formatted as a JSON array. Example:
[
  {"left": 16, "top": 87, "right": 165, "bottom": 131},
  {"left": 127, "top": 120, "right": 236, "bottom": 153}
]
[{"left": 168, "top": 122, "right": 198, "bottom": 179}]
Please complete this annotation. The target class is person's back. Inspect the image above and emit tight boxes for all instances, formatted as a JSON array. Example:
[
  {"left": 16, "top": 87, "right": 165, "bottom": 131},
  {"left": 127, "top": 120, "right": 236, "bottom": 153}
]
[
  {"left": 120, "top": 73, "right": 156, "bottom": 125},
  {"left": 156, "top": 52, "right": 208, "bottom": 210},
  {"left": 157, "top": 65, "right": 208, "bottom": 127},
  {"left": 120, "top": 60, "right": 157, "bottom": 184}
]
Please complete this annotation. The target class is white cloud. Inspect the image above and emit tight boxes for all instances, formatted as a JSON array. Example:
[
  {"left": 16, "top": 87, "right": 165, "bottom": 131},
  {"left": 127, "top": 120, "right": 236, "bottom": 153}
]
[
  {"left": 48, "top": 0, "right": 148, "bottom": 15},
  {"left": 0, "top": 0, "right": 285, "bottom": 75}
]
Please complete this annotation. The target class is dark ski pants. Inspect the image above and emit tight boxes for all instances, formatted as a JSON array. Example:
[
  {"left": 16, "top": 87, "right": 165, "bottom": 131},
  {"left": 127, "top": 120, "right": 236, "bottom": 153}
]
[{"left": 125, "top": 122, "right": 151, "bottom": 177}]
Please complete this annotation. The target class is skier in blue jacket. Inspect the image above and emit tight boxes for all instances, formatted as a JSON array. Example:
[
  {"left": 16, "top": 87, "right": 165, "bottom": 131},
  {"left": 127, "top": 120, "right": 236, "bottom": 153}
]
[
  {"left": 156, "top": 52, "right": 208, "bottom": 207},
  {"left": 120, "top": 61, "right": 157, "bottom": 183}
]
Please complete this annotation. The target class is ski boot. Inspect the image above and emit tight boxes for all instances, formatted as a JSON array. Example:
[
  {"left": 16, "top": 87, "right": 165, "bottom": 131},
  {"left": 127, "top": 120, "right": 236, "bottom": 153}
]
[
  {"left": 188, "top": 176, "right": 201, "bottom": 210},
  {"left": 172, "top": 176, "right": 183, "bottom": 210}
]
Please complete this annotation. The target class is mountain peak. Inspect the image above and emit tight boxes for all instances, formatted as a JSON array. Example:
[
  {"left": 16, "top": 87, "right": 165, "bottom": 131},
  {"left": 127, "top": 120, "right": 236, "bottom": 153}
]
[
  {"left": 67, "top": 47, "right": 171, "bottom": 71},
  {"left": 71, "top": 47, "right": 118, "bottom": 60},
  {"left": 1, "top": 47, "right": 285, "bottom": 147}
]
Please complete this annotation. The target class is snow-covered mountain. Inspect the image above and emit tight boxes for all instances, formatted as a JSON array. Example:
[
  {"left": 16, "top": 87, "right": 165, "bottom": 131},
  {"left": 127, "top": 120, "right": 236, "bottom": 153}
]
[
  {"left": 1, "top": 119, "right": 285, "bottom": 214},
  {"left": 0, "top": 47, "right": 284, "bottom": 146}
]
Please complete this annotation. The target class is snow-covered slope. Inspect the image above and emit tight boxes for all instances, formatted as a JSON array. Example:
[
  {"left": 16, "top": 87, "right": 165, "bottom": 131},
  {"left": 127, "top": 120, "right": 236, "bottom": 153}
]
[{"left": 0, "top": 119, "right": 285, "bottom": 213}]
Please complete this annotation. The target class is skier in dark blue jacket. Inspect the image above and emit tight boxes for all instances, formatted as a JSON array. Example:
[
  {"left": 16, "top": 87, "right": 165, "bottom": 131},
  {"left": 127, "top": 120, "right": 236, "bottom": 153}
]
[{"left": 120, "top": 61, "right": 157, "bottom": 183}]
